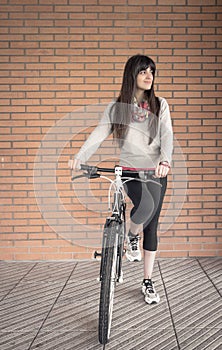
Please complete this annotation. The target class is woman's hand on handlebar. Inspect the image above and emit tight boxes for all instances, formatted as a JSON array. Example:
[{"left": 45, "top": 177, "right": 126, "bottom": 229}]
[
  {"left": 68, "top": 158, "right": 82, "bottom": 171},
  {"left": 155, "top": 162, "right": 170, "bottom": 178}
]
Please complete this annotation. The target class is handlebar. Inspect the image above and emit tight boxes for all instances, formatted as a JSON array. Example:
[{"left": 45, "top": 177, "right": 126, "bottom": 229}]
[{"left": 71, "top": 164, "right": 156, "bottom": 181}]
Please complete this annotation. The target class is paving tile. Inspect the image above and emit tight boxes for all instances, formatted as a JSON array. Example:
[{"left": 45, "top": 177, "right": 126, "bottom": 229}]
[
  {"left": 104, "top": 329, "right": 178, "bottom": 350},
  {"left": 177, "top": 328, "right": 222, "bottom": 350},
  {"left": 198, "top": 258, "right": 222, "bottom": 295},
  {"left": 0, "top": 262, "right": 77, "bottom": 350},
  {"left": 29, "top": 260, "right": 175, "bottom": 350},
  {"left": 0, "top": 261, "right": 36, "bottom": 301},
  {"left": 158, "top": 258, "right": 222, "bottom": 350},
  {"left": 0, "top": 258, "right": 221, "bottom": 350},
  {"left": 0, "top": 330, "right": 37, "bottom": 350},
  {"left": 30, "top": 330, "right": 101, "bottom": 350}
]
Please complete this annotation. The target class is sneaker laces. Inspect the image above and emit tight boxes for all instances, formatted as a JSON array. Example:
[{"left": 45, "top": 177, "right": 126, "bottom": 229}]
[
  {"left": 144, "top": 279, "right": 155, "bottom": 294},
  {"left": 129, "top": 235, "right": 140, "bottom": 251}
]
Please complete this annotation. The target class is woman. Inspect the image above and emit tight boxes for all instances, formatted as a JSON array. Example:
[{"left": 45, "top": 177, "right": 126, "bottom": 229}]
[{"left": 69, "top": 54, "right": 173, "bottom": 304}]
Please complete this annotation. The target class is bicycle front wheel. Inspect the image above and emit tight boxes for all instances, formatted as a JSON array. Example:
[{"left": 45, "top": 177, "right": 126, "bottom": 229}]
[{"left": 99, "top": 219, "right": 118, "bottom": 345}]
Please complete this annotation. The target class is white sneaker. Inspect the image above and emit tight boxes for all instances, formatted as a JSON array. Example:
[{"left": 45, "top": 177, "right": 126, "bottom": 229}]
[
  {"left": 125, "top": 234, "right": 142, "bottom": 262},
  {"left": 142, "top": 279, "right": 160, "bottom": 304}
]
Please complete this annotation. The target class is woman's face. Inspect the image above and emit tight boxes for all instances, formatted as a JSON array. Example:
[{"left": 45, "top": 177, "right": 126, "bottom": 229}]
[{"left": 136, "top": 66, "right": 153, "bottom": 91}]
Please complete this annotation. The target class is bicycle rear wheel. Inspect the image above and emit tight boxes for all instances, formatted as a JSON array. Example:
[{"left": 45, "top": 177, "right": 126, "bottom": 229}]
[{"left": 99, "top": 219, "right": 118, "bottom": 345}]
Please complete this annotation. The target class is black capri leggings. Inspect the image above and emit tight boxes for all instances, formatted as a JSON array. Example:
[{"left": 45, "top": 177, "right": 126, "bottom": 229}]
[{"left": 124, "top": 176, "right": 167, "bottom": 251}]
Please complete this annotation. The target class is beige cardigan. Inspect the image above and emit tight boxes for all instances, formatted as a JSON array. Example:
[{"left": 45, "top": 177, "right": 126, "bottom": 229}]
[{"left": 75, "top": 97, "right": 173, "bottom": 169}]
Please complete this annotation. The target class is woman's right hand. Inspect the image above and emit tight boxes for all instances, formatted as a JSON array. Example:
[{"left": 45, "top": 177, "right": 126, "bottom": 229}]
[{"left": 68, "top": 158, "right": 82, "bottom": 171}]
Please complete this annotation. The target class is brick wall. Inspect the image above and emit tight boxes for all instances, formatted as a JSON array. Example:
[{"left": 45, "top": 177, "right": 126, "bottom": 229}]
[{"left": 0, "top": 0, "right": 221, "bottom": 260}]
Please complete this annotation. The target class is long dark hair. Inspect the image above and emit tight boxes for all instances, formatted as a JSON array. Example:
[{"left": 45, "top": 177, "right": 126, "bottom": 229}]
[{"left": 111, "top": 54, "right": 160, "bottom": 145}]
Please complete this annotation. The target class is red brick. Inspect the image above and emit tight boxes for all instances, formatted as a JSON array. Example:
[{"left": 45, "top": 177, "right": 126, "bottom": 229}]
[
  {"left": 189, "top": 251, "right": 217, "bottom": 257},
  {"left": 0, "top": 1, "right": 221, "bottom": 261},
  {"left": 158, "top": 251, "right": 188, "bottom": 258}
]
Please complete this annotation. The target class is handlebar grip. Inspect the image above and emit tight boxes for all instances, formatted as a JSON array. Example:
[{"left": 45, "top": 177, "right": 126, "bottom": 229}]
[
  {"left": 80, "top": 164, "right": 98, "bottom": 174},
  {"left": 80, "top": 164, "right": 89, "bottom": 170}
]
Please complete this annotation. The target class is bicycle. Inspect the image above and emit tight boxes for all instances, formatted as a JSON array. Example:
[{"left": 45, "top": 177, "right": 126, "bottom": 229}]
[{"left": 72, "top": 164, "right": 161, "bottom": 346}]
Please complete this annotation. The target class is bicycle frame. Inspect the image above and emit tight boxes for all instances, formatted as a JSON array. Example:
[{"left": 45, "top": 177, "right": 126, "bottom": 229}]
[
  {"left": 72, "top": 164, "right": 161, "bottom": 281},
  {"left": 71, "top": 164, "right": 161, "bottom": 345},
  {"left": 96, "top": 167, "right": 126, "bottom": 284}
]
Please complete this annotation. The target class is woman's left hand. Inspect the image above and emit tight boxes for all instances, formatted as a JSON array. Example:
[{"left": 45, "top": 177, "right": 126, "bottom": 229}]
[{"left": 155, "top": 162, "right": 170, "bottom": 178}]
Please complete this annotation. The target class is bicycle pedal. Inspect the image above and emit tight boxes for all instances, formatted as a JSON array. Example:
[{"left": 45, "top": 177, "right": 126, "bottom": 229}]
[{"left": 93, "top": 251, "right": 102, "bottom": 259}]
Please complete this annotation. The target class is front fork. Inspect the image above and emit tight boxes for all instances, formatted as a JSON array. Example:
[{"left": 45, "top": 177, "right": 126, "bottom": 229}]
[
  {"left": 95, "top": 206, "right": 126, "bottom": 283},
  {"left": 117, "top": 204, "right": 126, "bottom": 282},
  {"left": 95, "top": 217, "right": 122, "bottom": 283}
]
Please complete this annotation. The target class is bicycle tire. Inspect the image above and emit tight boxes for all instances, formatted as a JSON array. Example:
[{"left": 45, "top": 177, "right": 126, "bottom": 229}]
[
  {"left": 99, "top": 219, "right": 118, "bottom": 345},
  {"left": 117, "top": 203, "right": 126, "bottom": 282}
]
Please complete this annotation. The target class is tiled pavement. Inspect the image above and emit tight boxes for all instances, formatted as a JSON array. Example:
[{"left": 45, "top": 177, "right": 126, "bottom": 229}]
[{"left": 0, "top": 258, "right": 221, "bottom": 350}]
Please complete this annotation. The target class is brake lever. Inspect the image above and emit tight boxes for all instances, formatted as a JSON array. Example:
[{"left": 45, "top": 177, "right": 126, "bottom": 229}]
[
  {"left": 71, "top": 174, "right": 87, "bottom": 181},
  {"left": 71, "top": 172, "right": 100, "bottom": 181},
  {"left": 87, "top": 173, "right": 100, "bottom": 179}
]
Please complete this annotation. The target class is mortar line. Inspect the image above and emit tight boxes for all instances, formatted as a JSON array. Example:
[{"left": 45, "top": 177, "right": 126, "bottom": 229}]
[{"left": 158, "top": 261, "right": 181, "bottom": 350}]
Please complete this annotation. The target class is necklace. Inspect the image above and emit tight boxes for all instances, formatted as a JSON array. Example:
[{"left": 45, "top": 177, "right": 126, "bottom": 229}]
[{"left": 132, "top": 98, "right": 150, "bottom": 123}]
